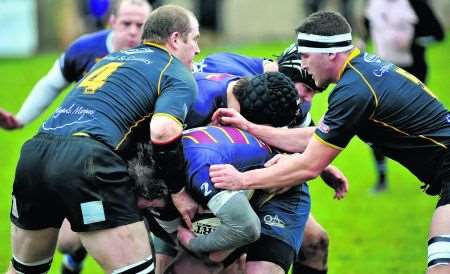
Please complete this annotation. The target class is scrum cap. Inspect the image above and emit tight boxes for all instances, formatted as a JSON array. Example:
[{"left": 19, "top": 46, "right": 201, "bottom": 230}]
[
  {"left": 234, "top": 72, "right": 299, "bottom": 127},
  {"left": 277, "top": 43, "right": 324, "bottom": 92}
]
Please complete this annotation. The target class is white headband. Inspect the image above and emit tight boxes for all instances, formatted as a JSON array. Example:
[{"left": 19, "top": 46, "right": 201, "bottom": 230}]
[{"left": 297, "top": 32, "right": 353, "bottom": 53}]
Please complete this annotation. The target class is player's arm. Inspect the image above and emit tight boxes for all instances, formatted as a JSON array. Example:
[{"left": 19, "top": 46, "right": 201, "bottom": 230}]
[
  {"left": 151, "top": 72, "right": 198, "bottom": 225},
  {"left": 150, "top": 115, "right": 197, "bottom": 228},
  {"left": 212, "top": 107, "right": 314, "bottom": 152},
  {"left": 15, "top": 59, "right": 70, "bottom": 126},
  {"left": 210, "top": 136, "right": 340, "bottom": 190},
  {"left": 180, "top": 190, "right": 260, "bottom": 255}
]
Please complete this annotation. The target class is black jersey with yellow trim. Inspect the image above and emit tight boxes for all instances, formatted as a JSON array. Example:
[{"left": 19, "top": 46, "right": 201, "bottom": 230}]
[
  {"left": 315, "top": 49, "right": 450, "bottom": 184},
  {"left": 40, "top": 43, "right": 197, "bottom": 154}
]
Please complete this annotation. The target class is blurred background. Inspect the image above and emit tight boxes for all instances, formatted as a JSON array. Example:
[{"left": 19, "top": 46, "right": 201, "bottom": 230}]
[{"left": 1, "top": 0, "right": 449, "bottom": 56}]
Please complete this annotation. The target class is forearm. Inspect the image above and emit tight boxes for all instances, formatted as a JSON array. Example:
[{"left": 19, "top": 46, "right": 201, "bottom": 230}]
[
  {"left": 188, "top": 192, "right": 260, "bottom": 253},
  {"left": 151, "top": 116, "right": 186, "bottom": 193},
  {"left": 16, "top": 60, "right": 68, "bottom": 125},
  {"left": 243, "top": 153, "right": 319, "bottom": 190},
  {"left": 247, "top": 123, "right": 315, "bottom": 153}
]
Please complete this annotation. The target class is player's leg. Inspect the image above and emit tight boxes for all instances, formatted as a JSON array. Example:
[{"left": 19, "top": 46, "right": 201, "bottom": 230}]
[
  {"left": 7, "top": 135, "right": 65, "bottom": 274},
  {"left": 247, "top": 183, "right": 310, "bottom": 274},
  {"left": 292, "top": 214, "right": 329, "bottom": 274},
  {"left": 151, "top": 235, "right": 177, "bottom": 274},
  {"left": 427, "top": 179, "right": 450, "bottom": 274},
  {"left": 59, "top": 137, "right": 154, "bottom": 273},
  {"left": 372, "top": 147, "right": 387, "bottom": 192},
  {"left": 58, "top": 219, "right": 86, "bottom": 274},
  {"left": 78, "top": 221, "right": 153, "bottom": 273},
  {"left": 246, "top": 235, "right": 294, "bottom": 274},
  {"left": 167, "top": 250, "right": 223, "bottom": 274},
  {"left": 6, "top": 224, "right": 59, "bottom": 274}
]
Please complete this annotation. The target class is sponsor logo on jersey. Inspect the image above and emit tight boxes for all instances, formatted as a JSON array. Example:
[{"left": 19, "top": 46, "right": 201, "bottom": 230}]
[
  {"left": 263, "top": 214, "right": 285, "bottom": 228},
  {"left": 318, "top": 120, "right": 330, "bottom": 134}
]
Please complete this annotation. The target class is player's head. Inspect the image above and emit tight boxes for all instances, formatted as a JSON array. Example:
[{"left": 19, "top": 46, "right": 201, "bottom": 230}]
[
  {"left": 277, "top": 43, "right": 325, "bottom": 103},
  {"left": 109, "top": 0, "right": 152, "bottom": 51},
  {"left": 296, "top": 11, "right": 353, "bottom": 88},
  {"left": 142, "top": 5, "right": 200, "bottom": 69},
  {"left": 232, "top": 72, "right": 299, "bottom": 127},
  {"left": 128, "top": 143, "right": 169, "bottom": 209}
]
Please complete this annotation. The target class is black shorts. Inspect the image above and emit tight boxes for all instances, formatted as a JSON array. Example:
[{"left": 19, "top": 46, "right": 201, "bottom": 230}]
[
  {"left": 10, "top": 133, "right": 142, "bottom": 232},
  {"left": 434, "top": 151, "right": 450, "bottom": 208},
  {"left": 246, "top": 234, "right": 295, "bottom": 273}
]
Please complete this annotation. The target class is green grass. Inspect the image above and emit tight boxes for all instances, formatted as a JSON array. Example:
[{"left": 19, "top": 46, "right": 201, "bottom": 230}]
[{"left": 0, "top": 38, "right": 449, "bottom": 274}]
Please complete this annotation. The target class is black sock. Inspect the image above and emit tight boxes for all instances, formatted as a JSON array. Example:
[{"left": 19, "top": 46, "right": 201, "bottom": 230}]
[{"left": 70, "top": 247, "right": 87, "bottom": 263}]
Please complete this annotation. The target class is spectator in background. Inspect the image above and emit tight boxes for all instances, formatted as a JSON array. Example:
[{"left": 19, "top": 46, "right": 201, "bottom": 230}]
[
  {"left": 0, "top": 0, "right": 151, "bottom": 130},
  {"left": 359, "top": 0, "right": 445, "bottom": 192},
  {"left": 304, "top": 0, "right": 355, "bottom": 30}
]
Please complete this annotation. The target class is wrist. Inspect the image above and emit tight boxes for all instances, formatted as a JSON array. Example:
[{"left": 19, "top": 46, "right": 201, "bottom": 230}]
[{"left": 245, "top": 121, "right": 256, "bottom": 133}]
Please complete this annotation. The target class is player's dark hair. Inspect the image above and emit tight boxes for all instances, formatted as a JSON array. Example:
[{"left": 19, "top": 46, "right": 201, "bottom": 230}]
[
  {"left": 233, "top": 72, "right": 299, "bottom": 127},
  {"left": 296, "top": 11, "right": 352, "bottom": 36},
  {"left": 277, "top": 43, "right": 324, "bottom": 92},
  {"left": 128, "top": 143, "right": 168, "bottom": 200},
  {"left": 142, "top": 5, "right": 196, "bottom": 43}
]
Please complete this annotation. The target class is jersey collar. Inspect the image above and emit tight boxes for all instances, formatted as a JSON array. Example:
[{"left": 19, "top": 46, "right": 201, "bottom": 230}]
[
  {"left": 143, "top": 41, "right": 170, "bottom": 54},
  {"left": 337, "top": 47, "right": 360, "bottom": 80}
]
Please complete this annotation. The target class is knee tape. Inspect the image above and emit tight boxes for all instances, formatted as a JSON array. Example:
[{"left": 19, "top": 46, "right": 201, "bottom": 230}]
[
  {"left": 11, "top": 256, "right": 52, "bottom": 274},
  {"left": 428, "top": 235, "right": 450, "bottom": 268},
  {"left": 111, "top": 256, "right": 155, "bottom": 274}
]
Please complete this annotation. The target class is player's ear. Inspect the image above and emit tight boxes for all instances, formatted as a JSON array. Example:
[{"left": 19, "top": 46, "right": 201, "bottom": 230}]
[
  {"left": 328, "top": 52, "right": 337, "bottom": 61},
  {"left": 108, "top": 14, "right": 116, "bottom": 27},
  {"left": 168, "top": 32, "right": 181, "bottom": 50}
]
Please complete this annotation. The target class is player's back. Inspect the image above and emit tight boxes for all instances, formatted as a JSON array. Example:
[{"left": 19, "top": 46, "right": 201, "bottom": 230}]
[
  {"left": 186, "top": 72, "right": 240, "bottom": 128},
  {"left": 61, "top": 30, "right": 111, "bottom": 82},
  {"left": 41, "top": 44, "right": 195, "bottom": 152},
  {"left": 194, "top": 52, "right": 265, "bottom": 76}
]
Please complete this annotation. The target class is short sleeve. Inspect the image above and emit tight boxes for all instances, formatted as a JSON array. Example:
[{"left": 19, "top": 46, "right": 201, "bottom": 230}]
[
  {"left": 315, "top": 84, "right": 375, "bottom": 149},
  {"left": 154, "top": 70, "right": 198, "bottom": 124}
]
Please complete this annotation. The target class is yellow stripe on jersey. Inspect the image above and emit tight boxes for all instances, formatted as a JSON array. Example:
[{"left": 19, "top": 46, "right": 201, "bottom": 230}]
[
  {"left": 313, "top": 133, "right": 344, "bottom": 151},
  {"left": 115, "top": 113, "right": 153, "bottom": 150},
  {"left": 182, "top": 135, "right": 200, "bottom": 144}
]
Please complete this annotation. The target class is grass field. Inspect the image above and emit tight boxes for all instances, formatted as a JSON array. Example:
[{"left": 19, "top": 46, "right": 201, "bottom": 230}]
[{"left": 0, "top": 37, "right": 449, "bottom": 274}]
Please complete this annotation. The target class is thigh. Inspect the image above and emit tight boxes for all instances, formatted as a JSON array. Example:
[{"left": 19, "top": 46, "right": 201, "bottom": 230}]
[
  {"left": 156, "top": 254, "right": 174, "bottom": 274},
  {"left": 57, "top": 219, "right": 83, "bottom": 253},
  {"left": 429, "top": 204, "right": 450, "bottom": 237},
  {"left": 246, "top": 261, "right": 284, "bottom": 274},
  {"left": 79, "top": 221, "right": 151, "bottom": 273},
  {"left": 11, "top": 223, "right": 59, "bottom": 262},
  {"left": 246, "top": 234, "right": 295, "bottom": 273},
  {"left": 168, "top": 251, "right": 223, "bottom": 274},
  {"left": 258, "top": 184, "right": 311, "bottom": 253}
]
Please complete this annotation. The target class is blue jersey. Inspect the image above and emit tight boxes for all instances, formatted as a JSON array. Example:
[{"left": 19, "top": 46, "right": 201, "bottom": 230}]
[
  {"left": 182, "top": 126, "right": 272, "bottom": 206},
  {"left": 194, "top": 52, "right": 265, "bottom": 76},
  {"left": 193, "top": 53, "right": 311, "bottom": 127},
  {"left": 59, "top": 30, "right": 111, "bottom": 83},
  {"left": 182, "top": 125, "right": 309, "bottom": 252},
  {"left": 315, "top": 49, "right": 450, "bottom": 185},
  {"left": 186, "top": 72, "right": 240, "bottom": 128},
  {"left": 41, "top": 43, "right": 197, "bottom": 155}
]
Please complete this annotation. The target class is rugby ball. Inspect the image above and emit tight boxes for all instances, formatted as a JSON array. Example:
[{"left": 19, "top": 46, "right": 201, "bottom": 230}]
[{"left": 191, "top": 212, "right": 221, "bottom": 236}]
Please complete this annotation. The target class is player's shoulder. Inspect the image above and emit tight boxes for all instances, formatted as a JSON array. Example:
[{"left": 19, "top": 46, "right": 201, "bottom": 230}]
[{"left": 65, "top": 29, "right": 110, "bottom": 55}]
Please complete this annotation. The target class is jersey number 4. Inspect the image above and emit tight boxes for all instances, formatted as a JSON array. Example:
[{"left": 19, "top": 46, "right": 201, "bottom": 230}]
[{"left": 78, "top": 62, "right": 124, "bottom": 94}]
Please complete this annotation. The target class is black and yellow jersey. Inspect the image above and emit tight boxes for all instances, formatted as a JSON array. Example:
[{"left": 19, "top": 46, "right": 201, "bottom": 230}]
[{"left": 315, "top": 48, "right": 450, "bottom": 184}]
